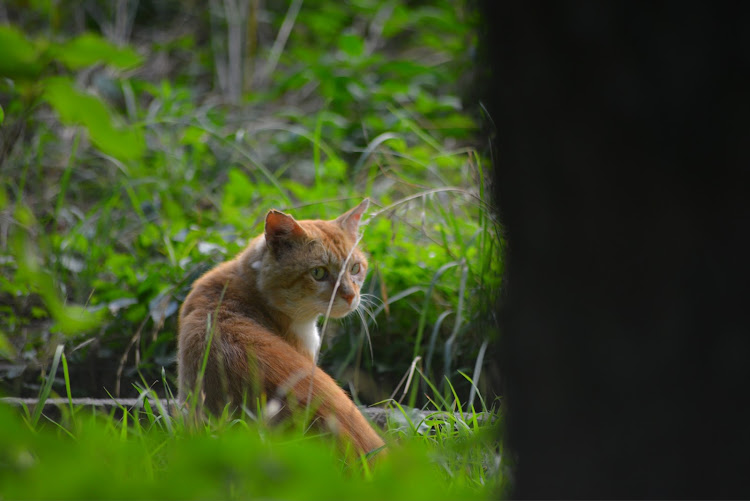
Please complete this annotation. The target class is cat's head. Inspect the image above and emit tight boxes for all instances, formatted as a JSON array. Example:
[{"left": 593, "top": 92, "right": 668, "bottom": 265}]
[{"left": 256, "top": 200, "right": 370, "bottom": 321}]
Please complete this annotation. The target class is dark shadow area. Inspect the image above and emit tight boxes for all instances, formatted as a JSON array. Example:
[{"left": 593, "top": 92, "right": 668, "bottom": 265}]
[{"left": 480, "top": 2, "right": 750, "bottom": 498}]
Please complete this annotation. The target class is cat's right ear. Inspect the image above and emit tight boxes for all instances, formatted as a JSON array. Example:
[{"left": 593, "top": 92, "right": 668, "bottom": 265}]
[
  {"left": 265, "top": 210, "right": 307, "bottom": 256},
  {"left": 335, "top": 198, "right": 369, "bottom": 240}
]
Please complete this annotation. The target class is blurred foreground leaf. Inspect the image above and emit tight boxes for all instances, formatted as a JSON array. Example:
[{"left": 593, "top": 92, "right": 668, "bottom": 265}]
[
  {"left": 0, "top": 25, "right": 43, "bottom": 78},
  {"left": 0, "top": 403, "right": 489, "bottom": 500},
  {"left": 51, "top": 32, "right": 143, "bottom": 70},
  {"left": 43, "top": 77, "right": 144, "bottom": 161},
  {"left": 10, "top": 205, "right": 104, "bottom": 337},
  {"left": 0, "top": 332, "right": 15, "bottom": 359}
]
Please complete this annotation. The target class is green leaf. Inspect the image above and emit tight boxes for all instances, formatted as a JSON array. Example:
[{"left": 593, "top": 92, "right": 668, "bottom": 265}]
[
  {"left": 0, "top": 330, "right": 16, "bottom": 359},
  {"left": 322, "top": 156, "right": 346, "bottom": 179},
  {"left": 43, "top": 77, "right": 144, "bottom": 161},
  {"left": 382, "top": 4, "right": 411, "bottom": 38},
  {"left": 338, "top": 33, "right": 364, "bottom": 58},
  {"left": 380, "top": 60, "right": 430, "bottom": 79},
  {"left": 0, "top": 103, "right": 4, "bottom": 125},
  {"left": 221, "top": 167, "right": 255, "bottom": 216},
  {"left": 10, "top": 213, "right": 104, "bottom": 338},
  {"left": 31, "top": 344, "right": 64, "bottom": 426},
  {"left": 52, "top": 32, "right": 143, "bottom": 70},
  {"left": 50, "top": 304, "right": 105, "bottom": 337},
  {"left": 0, "top": 25, "right": 43, "bottom": 78}
]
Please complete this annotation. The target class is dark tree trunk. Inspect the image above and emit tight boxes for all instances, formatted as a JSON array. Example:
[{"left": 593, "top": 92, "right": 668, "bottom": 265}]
[{"left": 480, "top": 2, "right": 750, "bottom": 498}]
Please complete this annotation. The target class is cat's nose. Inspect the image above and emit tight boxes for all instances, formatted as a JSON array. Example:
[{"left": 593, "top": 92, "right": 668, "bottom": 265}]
[{"left": 340, "top": 290, "right": 355, "bottom": 305}]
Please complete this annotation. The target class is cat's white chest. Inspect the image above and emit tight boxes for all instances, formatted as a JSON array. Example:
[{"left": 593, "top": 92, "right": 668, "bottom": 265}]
[{"left": 290, "top": 320, "right": 320, "bottom": 360}]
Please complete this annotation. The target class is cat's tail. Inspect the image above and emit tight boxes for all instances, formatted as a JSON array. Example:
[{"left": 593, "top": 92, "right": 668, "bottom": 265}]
[
  {"left": 179, "top": 312, "right": 386, "bottom": 457},
  {"left": 249, "top": 328, "right": 386, "bottom": 458}
]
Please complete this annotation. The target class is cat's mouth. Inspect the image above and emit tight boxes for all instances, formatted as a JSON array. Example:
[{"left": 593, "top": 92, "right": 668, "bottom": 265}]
[{"left": 323, "top": 296, "right": 359, "bottom": 318}]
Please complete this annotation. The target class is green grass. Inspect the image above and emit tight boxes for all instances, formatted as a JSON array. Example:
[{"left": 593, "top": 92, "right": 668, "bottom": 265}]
[{"left": 0, "top": 344, "right": 503, "bottom": 500}]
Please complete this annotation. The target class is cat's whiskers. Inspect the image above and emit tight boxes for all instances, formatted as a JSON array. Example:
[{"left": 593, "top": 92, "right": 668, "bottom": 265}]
[
  {"left": 359, "top": 292, "right": 381, "bottom": 306},
  {"left": 355, "top": 305, "right": 375, "bottom": 362},
  {"left": 320, "top": 237, "right": 362, "bottom": 341},
  {"left": 358, "top": 293, "right": 381, "bottom": 326}
]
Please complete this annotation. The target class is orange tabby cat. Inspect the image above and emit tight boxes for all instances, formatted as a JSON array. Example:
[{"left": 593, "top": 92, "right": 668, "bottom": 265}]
[{"left": 177, "top": 200, "right": 385, "bottom": 456}]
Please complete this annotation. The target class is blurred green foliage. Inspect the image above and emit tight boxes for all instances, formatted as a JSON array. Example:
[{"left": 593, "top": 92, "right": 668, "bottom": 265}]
[
  {"left": 0, "top": 399, "right": 498, "bottom": 500},
  {"left": 0, "top": 343, "right": 503, "bottom": 499}
]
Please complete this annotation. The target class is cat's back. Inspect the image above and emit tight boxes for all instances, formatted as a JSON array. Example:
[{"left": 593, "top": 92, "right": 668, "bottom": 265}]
[
  {"left": 176, "top": 240, "right": 268, "bottom": 407},
  {"left": 179, "top": 259, "right": 239, "bottom": 319},
  {"left": 180, "top": 234, "right": 265, "bottom": 319}
]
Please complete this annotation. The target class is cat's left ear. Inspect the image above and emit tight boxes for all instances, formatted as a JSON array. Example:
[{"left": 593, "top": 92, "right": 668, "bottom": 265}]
[
  {"left": 335, "top": 198, "right": 369, "bottom": 239},
  {"left": 265, "top": 209, "right": 307, "bottom": 256}
]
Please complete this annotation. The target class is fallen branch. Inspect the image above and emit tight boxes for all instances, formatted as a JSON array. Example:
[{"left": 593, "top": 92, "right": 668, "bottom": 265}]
[{"left": 0, "top": 397, "right": 496, "bottom": 429}]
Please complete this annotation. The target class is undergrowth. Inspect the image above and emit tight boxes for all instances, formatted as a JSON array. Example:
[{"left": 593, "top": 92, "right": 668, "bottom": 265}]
[
  {"left": 0, "top": 0, "right": 500, "bottom": 407},
  {"left": 0, "top": 344, "right": 504, "bottom": 499}
]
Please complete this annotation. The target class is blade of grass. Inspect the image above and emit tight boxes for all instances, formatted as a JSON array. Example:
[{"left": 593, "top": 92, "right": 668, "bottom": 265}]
[
  {"left": 189, "top": 282, "right": 227, "bottom": 419},
  {"left": 120, "top": 408, "right": 129, "bottom": 442},
  {"left": 443, "top": 263, "right": 468, "bottom": 394},
  {"left": 352, "top": 132, "right": 400, "bottom": 172},
  {"left": 53, "top": 130, "right": 80, "bottom": 224},
  {"left": 409, "top": 260, "right": 461, "bottom": 408},
  {"left": 31, "top": 344, "right": 64, "bottom": 427},
  {"left": 464, "top": 340, "right": 489, "bottom": 412},
  {"left": 389, "top": 399, "right": 417, "bottom": 434},
  {"left": 444, "top": 376, "right": 465, "bottom": 422},
  {"left": 137, "top": 372, "right": 173, "bottom": 435},
  {"left": 313, "top": 106, "right": 324, "bottom": 186},
  {"left": 416, "top": 367, "right": 451, "bottom": 411},
  {"left": 396, "top": 356, "right": 420, "bottom": 404},
  {"left": 141, "top": 393, "right": 156, "bottom": 427},
  {"left": 387, "top": 105, "right": 441, "bottom": 151},
  {"left": 61, "top": 350, "right": 74, "bottom": 416},
  {"left": 424, "top": 309, "right": 453, "bottom": 383},
  {"left": 161, "top": 366, "right": 176, "bottom": 414},
  {"left": 197, "top": 121, "right": 291, "bottom": 204},
  {"left": 42, "top": 413, "right": 76, "bottom": 439},
  {"left": 412, "top": 261, "right": 461, "bottom": 362},
  {"left": 335, "top": 285, "right": 424, "bottom": 379}
]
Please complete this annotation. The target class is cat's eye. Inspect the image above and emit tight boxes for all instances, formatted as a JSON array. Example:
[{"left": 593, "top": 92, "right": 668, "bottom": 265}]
[
  {"left": 311, "top": 266, "right": 328, "bottom": 281},
  {"left": 350, "top": 263, "right": 361, "bottom": 275}
]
